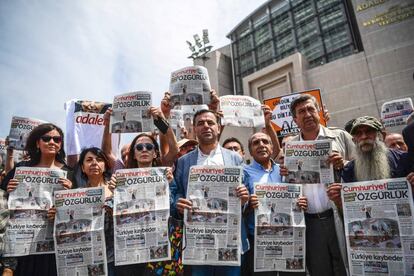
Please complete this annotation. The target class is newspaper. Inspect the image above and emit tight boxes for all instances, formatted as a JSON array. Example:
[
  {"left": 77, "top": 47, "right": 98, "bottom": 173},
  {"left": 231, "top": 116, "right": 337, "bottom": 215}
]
[
  {"left": 169, "top": 109, "right": 185, "bottom": 139},
  {"left": 220, "top": 95, "right": 264, "bottom": 128},
  {"left": 0, "top": 138, "right": 6, "bottom": 169},
  {"left": 263, "top": 89, "right": 327, "bottom": 137},
  {"left": 182, "top": 105, "right": 209, "bottom": 139},
  {"left": 183, "top": 166, "right": 243, "bottom": 266},
  {"left": 169, "top": 66, "right": 211, "bottom": 106},
  {"left": 341, "top": 178, "right": 414, "bottom": 276},
  {"left": 381, "top": 98, "right": 414, "bottom": 128},
  {"left": 110, "top": 91, "right": 154, "bottom": 133},
  {"left": 8, "top": 116, "right": 47, "bottom": 150},
  {"left": 254, "top": 184, "right": 305, "bottom": 272},
  {"left": 113, "top": 167, "right": 170, "bottom": 265},
  {"left": 65, "top": 99, "right": 119, "bottom": 156},
  {"left": 3, "top": 167, "right": 66, "bottom": 257},
  {"left": 54, "top": 187, "right": 107, "bottom": 276},
  {"left": 284, "top": 140, "right": 333, "bottom": 184}
]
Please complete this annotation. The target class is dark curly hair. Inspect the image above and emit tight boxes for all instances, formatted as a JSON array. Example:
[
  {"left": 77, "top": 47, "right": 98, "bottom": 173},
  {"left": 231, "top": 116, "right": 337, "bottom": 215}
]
[{"left": 25, "top": 123, "right": 66, "bottom": 165}]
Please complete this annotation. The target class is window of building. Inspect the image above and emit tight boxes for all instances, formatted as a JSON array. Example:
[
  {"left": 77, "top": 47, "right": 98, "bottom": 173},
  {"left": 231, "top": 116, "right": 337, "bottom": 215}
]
[
  {"left": 239, "top": 52, "right": 254, "bottom": 73},
  {"left": 299, "top": 36, "right": 324, "bottom": 61},
  {"left": 324, "top": 24, "right": 350, "bottom": 53},
  {"left": 296, "top": 18, "right": 318, "bottom": 43},
  {"left": 254, "top": 24, "right": 271, "bottom": 46},
  {"left": 253, "top": 12, "right": 269, "bottom": 28},
  {"left": 238, "top": 35, "right": 253, "bottom": 56},
  {"left": 319, "top": 5, "right": 345, "bottom": 32},
  {"left": 256, "top": 41, "right": 273, "bottom": 65},
  {"left": 272, "top": 12, "right": 292, "bottom": 34},
  {"left": 276, "top": 30, "right": 294, "bottom": 54},
  {"left": 293, "top": 0, "right": 314, "bottom": 25},
  {"left": 316, "top": 0, "right": 340, "bottom": 12}
]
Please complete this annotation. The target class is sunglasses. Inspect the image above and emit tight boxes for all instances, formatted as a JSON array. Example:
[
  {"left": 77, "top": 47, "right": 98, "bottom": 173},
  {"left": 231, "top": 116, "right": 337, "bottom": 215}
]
[
  {"left": 40, "top": 135, "right": 62, "bottom": 143},
  {"left": 135, "top": 143, "right": 155, "bottom": 151}
]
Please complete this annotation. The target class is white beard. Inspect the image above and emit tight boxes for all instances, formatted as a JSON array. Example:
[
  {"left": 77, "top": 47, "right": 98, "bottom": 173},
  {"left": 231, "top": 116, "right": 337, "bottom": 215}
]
[{"left": 354, "top": 136, "right": 390, "bottom": 181}]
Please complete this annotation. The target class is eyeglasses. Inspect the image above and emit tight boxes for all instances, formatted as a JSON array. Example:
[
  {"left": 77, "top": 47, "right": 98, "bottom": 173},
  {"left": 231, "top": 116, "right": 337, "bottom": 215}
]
[
  {"left": 40, "top": 136, "right": 62, "bottom": 143},
  {"left": 135, "top": 143, "right": 155, "bottom": 151}
]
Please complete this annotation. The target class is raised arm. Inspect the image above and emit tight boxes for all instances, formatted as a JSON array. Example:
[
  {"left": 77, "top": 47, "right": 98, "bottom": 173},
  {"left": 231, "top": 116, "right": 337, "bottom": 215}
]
[
  {"left": 263, "top": 104, "right": 281, "bottom": 159},
  {"left": 101, "top": 108, "right": 117, "bottom": 169},
  {"left": 150, "top": 106, "right": 178, "bottom": 167}
]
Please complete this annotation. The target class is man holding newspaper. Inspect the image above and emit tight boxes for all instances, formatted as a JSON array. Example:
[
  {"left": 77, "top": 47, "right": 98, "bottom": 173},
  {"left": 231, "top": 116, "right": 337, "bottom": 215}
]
[
  {"left": 173, "top": 109, "right": 249, "bottom": 276},
  {"left": 280, "top": 94, "right": 355, "bottom": 276}
]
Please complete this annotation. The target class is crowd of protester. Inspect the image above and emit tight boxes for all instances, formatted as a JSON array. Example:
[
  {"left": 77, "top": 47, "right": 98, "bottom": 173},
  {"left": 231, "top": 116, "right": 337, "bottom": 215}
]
[{"left": 0, "top": 91, "right": 413, "bottom": 276}]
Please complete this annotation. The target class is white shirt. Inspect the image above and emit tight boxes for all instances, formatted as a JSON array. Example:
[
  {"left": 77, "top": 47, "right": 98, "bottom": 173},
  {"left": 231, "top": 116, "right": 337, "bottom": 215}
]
[
  {"left": 299, "top": 127, "right": 331, "bottom": 214},
  {"left": 197, "top": 145, "right": 224, "bottom": 165}
]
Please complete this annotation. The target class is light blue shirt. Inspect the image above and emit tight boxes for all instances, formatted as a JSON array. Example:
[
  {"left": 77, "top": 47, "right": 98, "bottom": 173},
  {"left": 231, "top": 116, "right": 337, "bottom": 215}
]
[{"left": 244, "top": 159, "right": 281, "bottom": 236}]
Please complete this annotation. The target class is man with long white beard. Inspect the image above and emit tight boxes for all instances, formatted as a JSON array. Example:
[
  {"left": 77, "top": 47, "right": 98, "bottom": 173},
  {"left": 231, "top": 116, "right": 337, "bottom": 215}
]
[
  {"left": 342, "top": 116, "right": 407, "bottom": 182},
  {"left": 327, "top": 116, "right": 414, "bottom": 206}
]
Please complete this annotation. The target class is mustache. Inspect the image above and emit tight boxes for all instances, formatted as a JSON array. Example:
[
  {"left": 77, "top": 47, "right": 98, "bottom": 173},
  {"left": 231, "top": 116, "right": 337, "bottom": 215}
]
[{"left": 358, "top": 139, "right": 375, "bottom": 147}]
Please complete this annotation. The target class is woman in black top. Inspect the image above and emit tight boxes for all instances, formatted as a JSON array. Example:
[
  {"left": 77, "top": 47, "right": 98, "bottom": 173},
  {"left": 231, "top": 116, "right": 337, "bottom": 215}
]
[{"left": 1, "top": 123, "right": 74, "bottom": 276}]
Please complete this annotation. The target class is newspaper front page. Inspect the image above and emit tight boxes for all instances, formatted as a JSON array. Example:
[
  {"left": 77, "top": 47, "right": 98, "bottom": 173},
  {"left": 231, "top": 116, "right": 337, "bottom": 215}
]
[
  {"left": 380, "top": 98, "right": 414, "bottom": 128},
  {"left": 65, "top": 99, "right": 118, "bottom": 156},
  {"left": 183, "top": 166, "right": 242, "bottom": 266},
  {"left": 254, "top": 184, "right": 305, "bottom": 272},
  {"left": 110, "top": 91, "right": 154, "bottom": 133},
  {"left": 341, "top": 178, "right": 414, "bottom": 275},
  {"left": 284, "top": 140, "right": 333, "bottom": 184},
  {"left": 54, "top": 187, "right": 107, "bottom": 276},
  {"left": 0, "top": 138, "right": 6, "bottom": 169},
  {"left": 169, "top": 66, "right": 211, "bottom": 106},
  {"left": 113, "top": 168, "right": 170, "bottom": 265},
  {"left": 4, "top": 167, "right": 66, "bottom": 256},
  {"left": 8, "top": 116, "right": 46, "bottom": 150},
  {"left": 220, "top": 95, "right": 265, "bottom": 128}
]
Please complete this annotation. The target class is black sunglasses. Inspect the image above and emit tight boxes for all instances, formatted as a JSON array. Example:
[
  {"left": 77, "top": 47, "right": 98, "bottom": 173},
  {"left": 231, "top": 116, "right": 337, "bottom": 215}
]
[
  {"left": 40, "top": 135, "right": 62, "bottom": 143},
  {"left": 135, "top": 143, "right": 155, "bottom": 151}
]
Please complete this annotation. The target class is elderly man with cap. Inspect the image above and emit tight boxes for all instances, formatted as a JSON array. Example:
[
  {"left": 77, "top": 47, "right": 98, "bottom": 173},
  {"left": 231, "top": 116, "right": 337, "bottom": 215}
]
[
  {"left": 341, "top": 116, "right": 410, "bottom": 182},
  {"left": 328, "top": 116, "right": 414, "bottom": 206}
]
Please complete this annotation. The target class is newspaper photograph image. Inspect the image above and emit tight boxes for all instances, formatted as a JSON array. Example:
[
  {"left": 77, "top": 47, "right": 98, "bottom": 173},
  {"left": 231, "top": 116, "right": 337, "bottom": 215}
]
[
  {"left": 110, "top": 91, "right": 154, "bottom": 133},
  {"left": 253, "top": 184, "right": 305, "bottom": 272},
  {"left": 0, "top": 138, "right": 6, "bottom": 169},
  {"left": 220, "top": 95, "right": 265, "bottom": 128},
  {"left": 113, "top": 167, "right": 170, "bottom": 265},
  {"left": 183, "top": 166, "right": 243, "bottom": 266},
  {"left": 341, "top": 178, "right": 414, "bottom": 275},
  {"left": 169, "top": 109, "right": 185, "bottom": 139},
  {"left": 381, "top": 98, "right": 414, "bottom": 128},
  {"left": 181, "top": 104, "right": 209, "bottom": 139},
  {"left": 284, "top": 140, "right": 333, "bottom": 184},
  {"left": 54, "top": 187, "right": 107, "bottom": 276},
  {"left": 4, "top": 167, "right": 66, "bottom": 257},
  {"left": 8, "top": 116, "right": 47, "bottom": 150},
  {"left": 169, "top": 66, "right": 211, "bottom": 106}
]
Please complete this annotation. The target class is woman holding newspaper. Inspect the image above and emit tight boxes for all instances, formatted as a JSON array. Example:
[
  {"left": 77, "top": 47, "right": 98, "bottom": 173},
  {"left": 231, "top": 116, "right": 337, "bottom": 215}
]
[
  {"left": 1, "top": 123, "right": 74, "bottom": 276},
  {"left": 108, "top": 131, "right": 175, "bottom": 276},
  {"left": 77, "top": 147, "right": 115, "bottom": 276}
]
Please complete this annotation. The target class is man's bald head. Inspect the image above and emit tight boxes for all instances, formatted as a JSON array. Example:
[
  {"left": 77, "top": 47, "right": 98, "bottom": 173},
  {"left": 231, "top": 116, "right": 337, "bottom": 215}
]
[{"left": 384, "top": 133, "right": 407, "bottom": 152}]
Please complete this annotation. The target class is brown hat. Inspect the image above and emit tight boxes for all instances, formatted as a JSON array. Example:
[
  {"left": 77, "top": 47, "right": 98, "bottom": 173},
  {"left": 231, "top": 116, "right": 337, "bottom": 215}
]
[{"left": 177, "top": 138, "right": 198, "bottom": 149}]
